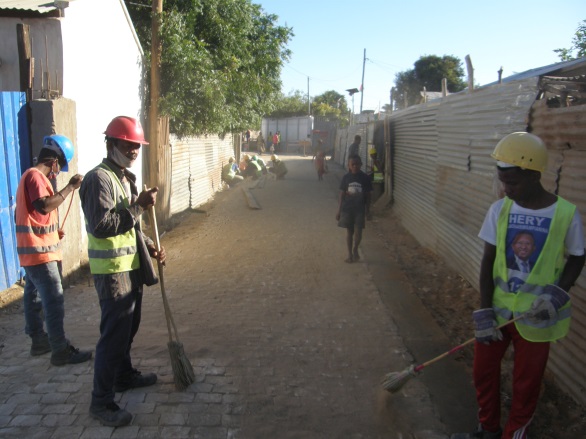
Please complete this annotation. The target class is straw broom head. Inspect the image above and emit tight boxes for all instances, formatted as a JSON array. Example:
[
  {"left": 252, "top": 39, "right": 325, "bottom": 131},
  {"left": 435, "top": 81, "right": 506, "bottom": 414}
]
[
  {"left": 168, "top": 341, "right": 196, "bottom": 391},
  {"left": 381, "top": 365, "right": 419, "bottom": 393}
]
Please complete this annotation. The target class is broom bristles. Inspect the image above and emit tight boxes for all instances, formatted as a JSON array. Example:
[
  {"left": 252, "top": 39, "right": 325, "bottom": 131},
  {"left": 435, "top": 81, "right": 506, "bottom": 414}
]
[
  {"left": 168, "top": 341, "right": 196, "bottom": 391},
  {"left": 381, "top": 365, "right": 418, "bottom": 393}
]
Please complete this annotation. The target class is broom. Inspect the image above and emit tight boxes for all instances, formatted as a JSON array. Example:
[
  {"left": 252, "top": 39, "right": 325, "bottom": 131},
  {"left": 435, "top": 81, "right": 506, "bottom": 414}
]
[
  {"left": 146, "top": 194, "right": 196, "bottom": 391},
  {"left": 382, "top": 314, "right": 526, "bottom": 393}
]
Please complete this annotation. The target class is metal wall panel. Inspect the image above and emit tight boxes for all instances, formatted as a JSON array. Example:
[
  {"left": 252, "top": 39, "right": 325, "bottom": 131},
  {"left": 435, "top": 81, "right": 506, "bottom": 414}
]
[
  {"left": 170, "top": 134, "right": 235, "bottom": 216},
  {"left": 0, "top": 92, "right": 25, "bottom": 290},
  {"left": 170, "top": 136, "right": 191, "bottom": 215},
  {"left": 390, "top": 102, "right": 440, "bottom": 250},
  {"left": 529, "top": 98, "right": 586, "bottom": 405}
]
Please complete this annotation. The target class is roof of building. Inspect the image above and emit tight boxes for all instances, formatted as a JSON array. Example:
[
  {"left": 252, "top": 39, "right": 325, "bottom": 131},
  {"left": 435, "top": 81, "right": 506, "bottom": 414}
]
[
  {"left": 483, "top": 56, "right": 586, "bottom": 86},
  {"left": 0, "top": 1, "right": 70, "bottom": 14}
]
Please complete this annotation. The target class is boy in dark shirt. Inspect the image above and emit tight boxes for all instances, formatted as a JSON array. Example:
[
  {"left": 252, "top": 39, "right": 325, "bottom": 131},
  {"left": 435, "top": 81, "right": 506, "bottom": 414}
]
[{"left": 336, "top": 155, "right": 372, "bottom": 262}]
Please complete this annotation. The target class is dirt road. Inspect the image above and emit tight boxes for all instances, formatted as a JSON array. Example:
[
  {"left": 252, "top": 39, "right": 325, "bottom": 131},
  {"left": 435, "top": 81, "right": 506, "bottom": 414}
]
[{"left": 1, "top": 154, "right": 583, "bottom": 438}]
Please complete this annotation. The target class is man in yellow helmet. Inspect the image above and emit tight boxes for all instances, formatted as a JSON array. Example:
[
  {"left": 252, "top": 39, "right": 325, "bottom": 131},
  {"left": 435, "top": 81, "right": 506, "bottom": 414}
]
[{"left": 452, "top": 132, "right": 585, "bottom": 439}]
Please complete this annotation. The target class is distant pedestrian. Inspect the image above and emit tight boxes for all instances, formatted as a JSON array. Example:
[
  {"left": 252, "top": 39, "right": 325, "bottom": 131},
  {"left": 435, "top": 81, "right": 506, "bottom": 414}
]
[
  {"left": 269, "top": 154, "right": 288, "bottom": 180},
  {"left": 257, "top": 132, "right": 266, "bottom": 155},
  {"left": 336, "top": 155, "right": 372, "bottom": 263},
  {"left": 222, "top": 157, "right": 244, "bottom": 187},
  {"left": 273, "top": 132, "right": 279, "bottom": 153},
  {"left": 315, "top": 150, "right": 327, "bottom": 181},
  {"left": 15, "top": 134, "right": 93, "bottom": 366},
  {"left": 348, "top": 135, "right": 361, "bottom": 163}
]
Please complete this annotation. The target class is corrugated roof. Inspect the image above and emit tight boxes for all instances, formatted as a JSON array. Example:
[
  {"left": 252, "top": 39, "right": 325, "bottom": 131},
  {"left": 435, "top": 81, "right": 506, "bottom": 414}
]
[
  {"left": 483, "top": 57, "right": 586, "bottom": 86},
  {"left": 0, "top": 1, "right": 68, "bottom": 13}
]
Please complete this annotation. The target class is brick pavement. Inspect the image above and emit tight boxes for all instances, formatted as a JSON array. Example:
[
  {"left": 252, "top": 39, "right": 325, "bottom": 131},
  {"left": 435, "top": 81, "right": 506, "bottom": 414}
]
[{"left": 0, "top": 156, "right": 456, "bottom": 439}]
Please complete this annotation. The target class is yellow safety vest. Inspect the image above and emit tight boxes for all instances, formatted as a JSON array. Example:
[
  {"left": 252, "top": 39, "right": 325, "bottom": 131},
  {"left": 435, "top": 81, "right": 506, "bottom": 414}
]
[
  {"left": 86, "top": 163, "right": 139, "bottom": 274},
  {"left": 493, "top": 197, "right": 575, "bottom": 342},
  {"left": 372, "top": 163, "right": 384, "bottom": 183}
]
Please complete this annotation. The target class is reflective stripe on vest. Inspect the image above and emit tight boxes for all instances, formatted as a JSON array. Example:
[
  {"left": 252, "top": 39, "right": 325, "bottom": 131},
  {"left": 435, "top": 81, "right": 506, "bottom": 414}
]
[
  {"left": 15, "top": 168, "right": 62, "bottom": 266},
  {"left": 86, "top": 163, "right": 139, "bottom": 274},
  {"left": 372, "top": 164, "right": 383, "bottom": 182},
  {"left": 493, "top": 197, "right": 575, "bottom": 342}
]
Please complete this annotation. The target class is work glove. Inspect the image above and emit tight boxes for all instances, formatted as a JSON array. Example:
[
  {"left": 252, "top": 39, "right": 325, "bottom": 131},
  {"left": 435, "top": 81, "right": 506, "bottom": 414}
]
[
  {"left": 473, "top": 308, "right": 503, "bottom": 344},
  {"left": 526, "top": 284, "right": 570, "bottom": 324}
]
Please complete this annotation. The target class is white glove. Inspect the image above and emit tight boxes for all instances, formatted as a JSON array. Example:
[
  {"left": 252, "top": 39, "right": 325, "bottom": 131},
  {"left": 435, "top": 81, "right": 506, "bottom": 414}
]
[
  {"left": 526, "top": 284, "right": 570, "bottom": 324},
  {"left": 473, "top": 308, "right": 503, "bottom": 344}
]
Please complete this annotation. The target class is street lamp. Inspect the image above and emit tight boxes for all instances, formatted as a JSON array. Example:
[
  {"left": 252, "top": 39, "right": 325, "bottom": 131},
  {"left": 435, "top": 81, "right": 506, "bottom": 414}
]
[{"left": 346, "top": 88, "right": 359, "bottom": 124}]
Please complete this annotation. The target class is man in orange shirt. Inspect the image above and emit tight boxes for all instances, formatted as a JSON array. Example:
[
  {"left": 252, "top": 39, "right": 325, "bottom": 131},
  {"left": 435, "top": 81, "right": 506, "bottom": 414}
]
[{"left": 15, "top": 135, "right": 92, "bottom": 366}]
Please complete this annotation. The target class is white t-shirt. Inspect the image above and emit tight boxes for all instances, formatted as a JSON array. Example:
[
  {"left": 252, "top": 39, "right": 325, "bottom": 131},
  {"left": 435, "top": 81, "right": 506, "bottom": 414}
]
[{"left": 479, "top": 198, "right": 585, "bottom": 291}]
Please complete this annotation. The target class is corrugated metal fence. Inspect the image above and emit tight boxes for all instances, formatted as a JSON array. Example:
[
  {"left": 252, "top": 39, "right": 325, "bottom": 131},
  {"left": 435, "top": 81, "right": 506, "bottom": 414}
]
[
  {"left": 336, "top": 77, "right": 586, "bottom": 406},
  {"left": 169, "top": 134, "right": 236, "bottom": 216}
]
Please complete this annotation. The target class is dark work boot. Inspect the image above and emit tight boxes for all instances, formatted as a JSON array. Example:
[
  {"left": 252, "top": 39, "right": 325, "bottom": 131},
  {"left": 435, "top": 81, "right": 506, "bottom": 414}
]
[
  {"left": 89, "top": 402, "right": 132, "bottom": 427},
  {"left": 50, "top": 343, "right": 93, "bottom": 366},
  {"left": 113, "top": 368, "right": 157, "bottom": 392},
  {"left": 30, "top": 333, "right": 51, "bottom": 356}
]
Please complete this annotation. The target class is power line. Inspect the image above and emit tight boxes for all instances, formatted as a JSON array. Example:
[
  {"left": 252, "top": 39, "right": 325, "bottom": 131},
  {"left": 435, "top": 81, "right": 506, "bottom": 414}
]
[{"left": 283, "top": 63, "right": 362, "bottom": 84}]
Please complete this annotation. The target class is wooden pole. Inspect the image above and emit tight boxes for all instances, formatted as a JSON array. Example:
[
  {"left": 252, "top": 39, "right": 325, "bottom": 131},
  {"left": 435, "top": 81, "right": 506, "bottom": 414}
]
[
  {"left": 149, "top": 0, "right": 163, "bottom": 224},
  {"left": 16, "top": 24, "right": 32, "bottom": 102},
  {"left": 465, "top": 55, "right": 474, "bottom": 92},
  {"left": 360, "top": 48, "right": 366, "bottom": 113},
  {"left": 16, "top": 24, "right": 34, "bottom": 165}
]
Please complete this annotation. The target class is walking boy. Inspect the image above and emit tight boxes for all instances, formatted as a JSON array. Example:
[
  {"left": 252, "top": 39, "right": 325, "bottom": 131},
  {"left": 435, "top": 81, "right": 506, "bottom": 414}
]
[
  {"left": 452, "top": 132, "right": 585, "bottom": 439},
  {"left": 336, "top": 155, "right": 372, "bottom": 262}
]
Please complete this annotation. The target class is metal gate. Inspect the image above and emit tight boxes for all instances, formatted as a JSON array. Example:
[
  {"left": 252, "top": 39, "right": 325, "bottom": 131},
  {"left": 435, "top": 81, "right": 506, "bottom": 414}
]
[{"left": 0, "top": 92, "right": 28, "bottom": 290}]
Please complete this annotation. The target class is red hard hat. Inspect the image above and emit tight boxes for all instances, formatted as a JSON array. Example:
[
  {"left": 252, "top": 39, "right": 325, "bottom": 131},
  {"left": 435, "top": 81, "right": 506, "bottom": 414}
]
[{"left": 104, "top": 116, "right": 149, "bottom": 145}]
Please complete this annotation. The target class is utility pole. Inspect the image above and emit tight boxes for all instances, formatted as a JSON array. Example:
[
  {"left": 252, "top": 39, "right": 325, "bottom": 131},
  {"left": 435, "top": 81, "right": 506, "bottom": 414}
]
[
  {"left": 149, "top": 0, "right": 163, "bottom": 223},
  {"left": 360, "top": 48, "right": 366, "bottom": 113},
  {"left": 307, "top": 76, "right": 310, "bottom": 116}
]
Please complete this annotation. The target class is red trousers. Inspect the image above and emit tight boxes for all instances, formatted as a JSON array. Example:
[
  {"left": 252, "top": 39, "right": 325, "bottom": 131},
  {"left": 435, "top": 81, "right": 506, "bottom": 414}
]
[{"left": 473, "top": 323, "right": 550, "bottom": 439}]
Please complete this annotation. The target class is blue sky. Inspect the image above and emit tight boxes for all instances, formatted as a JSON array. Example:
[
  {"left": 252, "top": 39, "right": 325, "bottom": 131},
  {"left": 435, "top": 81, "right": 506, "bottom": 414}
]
[{"left": 256, "top": 0, "right": 585, "bottom": 112}]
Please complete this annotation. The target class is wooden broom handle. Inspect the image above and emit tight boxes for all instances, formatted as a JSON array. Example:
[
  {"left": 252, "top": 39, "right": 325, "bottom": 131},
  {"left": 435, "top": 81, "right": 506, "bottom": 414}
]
[{"left": 415, "top": 314, "right": 526, "bottom": 372}]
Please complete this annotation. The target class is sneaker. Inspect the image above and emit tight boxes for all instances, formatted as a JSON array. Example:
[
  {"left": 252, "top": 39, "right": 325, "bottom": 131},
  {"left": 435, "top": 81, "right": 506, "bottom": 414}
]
[
  {"left": 90, "top": 402, "right": 132, "bottom": 427},
  {"left": 30, "top": 333, "right": 51, "bottom": 356},
  {"left": 50, "top": 343, "right": 93, "bottom": 366},
  {"left": 113, "top": 368, "right": 157, "bottom": 392},
  {"left": 451, "top": 426, "right": 503, "bottom": 439}
]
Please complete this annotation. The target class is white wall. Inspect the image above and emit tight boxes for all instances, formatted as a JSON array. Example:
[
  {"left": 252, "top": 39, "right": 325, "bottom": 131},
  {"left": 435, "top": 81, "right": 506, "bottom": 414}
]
[{"left": 61, "top": 0, "right": 145, "bottom": 185}]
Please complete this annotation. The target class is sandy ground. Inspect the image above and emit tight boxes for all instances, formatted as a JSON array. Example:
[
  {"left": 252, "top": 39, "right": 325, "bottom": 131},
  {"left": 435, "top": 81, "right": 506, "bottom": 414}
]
[{"left": 0, "top": 154, "right": 584, "bottom": 438}]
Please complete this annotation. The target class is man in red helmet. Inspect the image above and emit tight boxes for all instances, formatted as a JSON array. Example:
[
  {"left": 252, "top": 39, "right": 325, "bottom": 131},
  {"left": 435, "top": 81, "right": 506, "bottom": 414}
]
[
  {"left": 15, "top": 135, "right": 93, "bottom": 366},
  {"left": 80, "top": 116, "right": 166, "bottom": 427}
]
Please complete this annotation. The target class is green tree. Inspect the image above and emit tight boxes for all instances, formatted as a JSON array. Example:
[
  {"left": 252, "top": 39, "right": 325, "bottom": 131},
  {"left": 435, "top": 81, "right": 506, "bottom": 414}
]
[
  {"left": 393, "top": 55, "right": 466, "bottom": 109},
  {"left": 311, "top": 90, "right": 348, "bottom": 120},
  {"left": 269, "top": 90, "right": 308, "bottom": 118},
  {"left": 554, "top": 20, "right": 586, "bottom": 61},
  {"left": 125, "top": 0, "right": 293, "bottom": 137}
]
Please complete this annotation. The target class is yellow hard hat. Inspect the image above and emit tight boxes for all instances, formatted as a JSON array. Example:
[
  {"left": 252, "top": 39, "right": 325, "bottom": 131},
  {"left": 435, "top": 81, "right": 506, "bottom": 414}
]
[
  {"left": 243, "top": 154, "right": 251, "bottom": 161},
  {"left": 369, "top": 148, "right": 377, "bottom": 156},
  {"left": 271, "top": 154, "right": 278, "bottom": 161},
  {"left": 491, "top": 132, "right": 547, "bottom": 172}
]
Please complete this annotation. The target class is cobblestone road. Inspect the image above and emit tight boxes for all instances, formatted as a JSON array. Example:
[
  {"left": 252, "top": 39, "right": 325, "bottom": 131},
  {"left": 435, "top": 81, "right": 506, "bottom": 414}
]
[{"left": 0, "top": 155, "right": 472, "bottom": 438}]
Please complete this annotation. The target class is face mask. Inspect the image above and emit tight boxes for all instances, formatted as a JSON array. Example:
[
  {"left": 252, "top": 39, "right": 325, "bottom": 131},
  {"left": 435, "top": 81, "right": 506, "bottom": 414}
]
[
  {"left": 110, "top": 144, "right": 136, "bottom": 168},
  {"left": 47, "top": 160, "right": 60, "bottom": 179}
]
